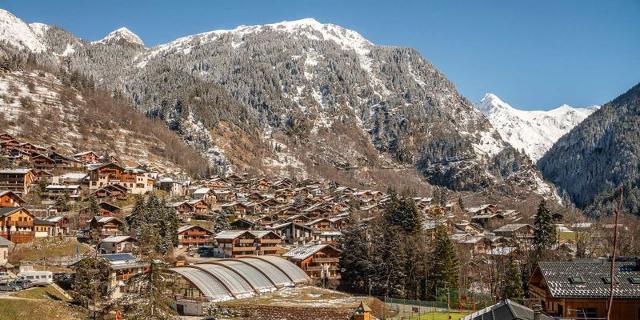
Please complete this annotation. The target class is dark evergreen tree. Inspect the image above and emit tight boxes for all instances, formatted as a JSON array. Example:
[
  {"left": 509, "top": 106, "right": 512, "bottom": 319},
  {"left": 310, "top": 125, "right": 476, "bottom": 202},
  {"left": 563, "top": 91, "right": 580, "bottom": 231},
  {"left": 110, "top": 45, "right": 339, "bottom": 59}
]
[
  {"left": 71, "top": 257, "right": 112, "bottom": 316},
  {"left": 501, "top": 258, "right": 524, "bottom": 302},
  {"left": 428, "top": 225, "right": 459, "bottom": 297},
  {"left": 338, "top": 223, "right": 373, "bottom": 294},
  {"left": 533, "top": 200, "right": 556, "bottom": 252},
  {"left": 87, "top": 195, "right": 100, "bottom": 218},
  {"left": 212, "top": 211, "right": 231, "bottom": 233}
]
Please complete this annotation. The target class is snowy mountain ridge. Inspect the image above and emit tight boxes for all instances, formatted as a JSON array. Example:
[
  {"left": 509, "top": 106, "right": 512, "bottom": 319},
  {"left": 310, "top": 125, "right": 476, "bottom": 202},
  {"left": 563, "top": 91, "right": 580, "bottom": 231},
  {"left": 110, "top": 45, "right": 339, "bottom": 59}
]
[{"left": 477, "top": 93, "right": 599, "bottom": 162}]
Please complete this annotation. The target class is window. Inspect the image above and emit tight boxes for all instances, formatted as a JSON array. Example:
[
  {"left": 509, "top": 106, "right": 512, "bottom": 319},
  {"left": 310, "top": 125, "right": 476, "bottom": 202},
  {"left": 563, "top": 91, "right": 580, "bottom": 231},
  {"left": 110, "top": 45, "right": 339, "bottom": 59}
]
[
  {"left": 630, "top": 276, "right": 640, "bottom": 284},
  {"left": 569, "top": 276, "right": 585, "bottom": 284},
  {"left": 576, "top": 308, "right": 597, "bottom": 319}
]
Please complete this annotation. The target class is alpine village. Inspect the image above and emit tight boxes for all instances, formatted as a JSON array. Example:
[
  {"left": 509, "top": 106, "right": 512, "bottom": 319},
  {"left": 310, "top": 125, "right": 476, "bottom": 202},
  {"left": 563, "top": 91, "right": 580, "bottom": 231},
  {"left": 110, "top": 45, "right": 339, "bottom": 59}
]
[{"left": 0, "top": 4, "right": 638, "bottom": 320}]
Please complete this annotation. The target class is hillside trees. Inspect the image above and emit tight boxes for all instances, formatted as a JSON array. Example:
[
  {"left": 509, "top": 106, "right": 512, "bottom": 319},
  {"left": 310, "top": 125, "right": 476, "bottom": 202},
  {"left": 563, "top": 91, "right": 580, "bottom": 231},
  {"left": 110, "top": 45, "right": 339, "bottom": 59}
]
[{"left": 126, "top": 194, "right": 178, "bottom": 255}]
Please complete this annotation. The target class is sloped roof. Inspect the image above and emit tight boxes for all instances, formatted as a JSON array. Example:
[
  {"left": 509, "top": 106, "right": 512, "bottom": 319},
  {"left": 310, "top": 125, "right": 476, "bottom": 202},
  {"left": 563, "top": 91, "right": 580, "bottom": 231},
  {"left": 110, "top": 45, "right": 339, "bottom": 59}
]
[
  {"left": 462, "top": 299, "right": 553, "bottom": 320},
  {"left": 283, "top": 243, "right": 341, "bottom": 261},
  {"left": 534, "top": 260, "right": 640, "bottom": 299}
]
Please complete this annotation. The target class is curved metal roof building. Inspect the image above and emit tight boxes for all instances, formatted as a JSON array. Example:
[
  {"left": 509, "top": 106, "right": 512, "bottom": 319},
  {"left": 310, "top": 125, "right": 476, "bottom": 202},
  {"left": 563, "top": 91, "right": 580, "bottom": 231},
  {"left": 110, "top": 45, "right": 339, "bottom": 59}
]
[{"left": 170, "top": 256, "right": 310, "bottom": 301}]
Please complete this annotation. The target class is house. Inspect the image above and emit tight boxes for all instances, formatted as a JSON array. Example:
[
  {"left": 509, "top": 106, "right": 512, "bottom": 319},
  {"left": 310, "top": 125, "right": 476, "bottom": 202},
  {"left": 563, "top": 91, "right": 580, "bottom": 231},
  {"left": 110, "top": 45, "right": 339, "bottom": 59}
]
[
  {"left": 157, "top": 177, "right": 187, "bottom": 196},
  {"left": 52, "top": 172, "right": 88, "bottom": 185},
  {"left": 306, "top": 218, "right": 333, "bottom": 231},
  {"left": 31, "top": 151, "right": 83, "bottom": 172},
  {"left": 43, "top": 184, "right": 82, "bottom": 201},
  {"left": 0, "top": 168, "right": 37, "bottom": 195},
  {"left": 214, "top": 230, "right": 282, "bottom": 258},
  {"left": 98, "top": 235, "right": 137, "bottom": 254},
  {"left": 169, "top": 201, "right": 195, "bottom": 219},
  {"left": 351, "top": 301, "right": 374, "bottom": 320},
  {"left": 0, "top": 190, "right": 25, "bottom": 207},
  {"left": 493, "top": 224, "right": 534, "bottom": 240},
  {"left": 80, "top": 253, "right": 148, "bottom": 300},
  {"left": 467, "top": 204, "right": 498, "bottom": 216},
  {"left": 88, "top": 163, "right": 154, "bottom": 195},
  {"left": 77, "top": 202, "right": 122, "bottom": 229},
  {"left": 229, "top": 218, "right": 256, "bottom": 230},
  {"left": 192, "top": 187, "right": 217, "bottom": 204},
  {"left": 0, "top": 207, "right": 34, "bottom": 243},
  {"left": 315, "top": 230, "right": 342, "bottom": 245},
  {"left": 89, "top": 216, "right": 125, "bottom": 238},
  {"left": 270, "top": 222, "right": 314, "bottom": 245},
  {"left": 188, "top": 199, "right": 209, "bottom": 215},
  {"left": 73, "top": 151, "right": 101, "bottom": 164},
  {"left": 528, "top": 260, "right": 640, "bottom": 319},
  {"left": 461, "top": 299, "right": 553, "bottom": 320},
  {"left": 33, "top": 218, "right": 55, "bottom": 238},
  {"left": 92, "top": 184, "right": 128, "bottom": 200},
  {"left": 283, "top": 244, "right": 342, "bottom": 281},
  {"left": 455, "top": 235, "right": 491, "bottom": 256},
  {"left": 177, "top": 225, "right": 213, "bottom": 248},
  {"left": 17, "top": 265, "right": 53, "bottom": 285},
  {"left": 0, "top": 236, "right": 13, "bottom": 266},
  {"left": 44, "top": 216, "right": 70, "bottom": 235}
]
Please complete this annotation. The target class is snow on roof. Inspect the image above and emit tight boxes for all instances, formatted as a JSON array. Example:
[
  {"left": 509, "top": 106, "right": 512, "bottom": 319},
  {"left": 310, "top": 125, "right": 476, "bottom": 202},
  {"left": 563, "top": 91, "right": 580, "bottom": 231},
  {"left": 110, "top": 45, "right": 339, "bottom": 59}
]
[
  {"left": 0, "top": 168, "right": 32, "bottom": 174},
  {"left": 59, "top": 172, "right": 88, "bottom": 179},
  {"left": 193, "top": 187, "right": 211, "bottom": 194},
  {"left": 283, "top": 244, "right": 329, "bottom": 261},
  {"left": 101, "top": 235, "right": 133, "bottom": 243},
  {"left": 46, "top": 184, "right": 81, "bottom": 189},
  {"left": 214, "top": 230, "right": 252, "bottom": 240}
]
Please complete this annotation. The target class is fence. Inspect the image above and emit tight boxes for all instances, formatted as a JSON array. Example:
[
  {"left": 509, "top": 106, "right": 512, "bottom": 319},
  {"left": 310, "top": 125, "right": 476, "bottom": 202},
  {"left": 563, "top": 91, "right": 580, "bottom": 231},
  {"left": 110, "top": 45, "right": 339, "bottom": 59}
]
[{"left": 380, "top": 288, "right": 495, "bottom": 319}]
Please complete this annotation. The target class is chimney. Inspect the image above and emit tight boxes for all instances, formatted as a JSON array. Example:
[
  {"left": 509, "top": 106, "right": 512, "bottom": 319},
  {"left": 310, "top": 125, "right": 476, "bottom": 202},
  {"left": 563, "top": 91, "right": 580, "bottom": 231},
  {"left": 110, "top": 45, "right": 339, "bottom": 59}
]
[{"left": 532, "top": 304, "right": 542, "bottom": 320}]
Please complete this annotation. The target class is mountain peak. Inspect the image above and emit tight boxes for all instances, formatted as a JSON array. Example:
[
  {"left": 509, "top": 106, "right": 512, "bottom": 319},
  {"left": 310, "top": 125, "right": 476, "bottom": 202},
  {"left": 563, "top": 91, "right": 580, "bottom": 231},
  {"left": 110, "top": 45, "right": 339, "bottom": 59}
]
[
  {"left": 478, "top": 93, "right": 513, "bottom": 114},
  {"left": 0, "top": 8, "right": 45, "bottom": 52},
  {"left": 95, "top": 27, "right": 144, "bottom": 46}
]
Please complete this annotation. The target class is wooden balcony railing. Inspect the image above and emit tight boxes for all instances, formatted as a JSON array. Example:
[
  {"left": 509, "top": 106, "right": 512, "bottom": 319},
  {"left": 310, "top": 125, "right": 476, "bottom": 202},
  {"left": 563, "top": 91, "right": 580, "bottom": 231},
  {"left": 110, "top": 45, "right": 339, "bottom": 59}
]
[{"left": 313, "top": 257, "right": 339, "bottom": 263}]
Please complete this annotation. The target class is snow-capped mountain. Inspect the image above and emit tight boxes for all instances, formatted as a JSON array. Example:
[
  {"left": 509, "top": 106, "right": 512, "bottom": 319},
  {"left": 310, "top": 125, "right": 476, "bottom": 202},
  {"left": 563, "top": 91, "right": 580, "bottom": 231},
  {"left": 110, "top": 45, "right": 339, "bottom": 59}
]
[
  {"left": 0, "top": 9, "right": 558, "bottom": 199},
  {"left": 477, "top": 93, "right": 599, "bottom": 162},
  {"left": 93, "top": 27, "right": 144, "bottom": 46},
  {"left": 0, "top": 9, "right": 45, "bottom": 52}
]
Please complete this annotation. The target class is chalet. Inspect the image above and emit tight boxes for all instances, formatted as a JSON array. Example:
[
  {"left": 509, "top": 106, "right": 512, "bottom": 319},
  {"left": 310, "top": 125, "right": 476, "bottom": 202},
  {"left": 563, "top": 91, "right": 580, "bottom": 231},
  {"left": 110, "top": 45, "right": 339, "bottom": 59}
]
[
  {"left": 315, "top": 230, "right": 341, "bottom": 245},
  {"left": 283, "top": 244, "right": 342, "bottom": 281},
  {"left": 0, "top": 168, "right": 37, "bottom": 195},
  {"left": 230, "top": 218, "right": 256, "bottom": 230},
  {"left": 0, "top": 207, "right": 35, "bottom": 243},
  {"left": 528, "top": 260, "right": 640, "bottom": 319},
  {"left": 89, "top": 216, "right": 125, "bottom": 238},
  {"left": 98, "top": 235, "right": 137, "bottom": 254},
  {"left": 0, "top": 236, "right": 12, "bottom": 266},
  {"left": 455, "top": 235, "right": 491, "bottom": 256},
  {"left": 192, "top": 187, "right": 217, "bottom": 204},
  {"left": 212, "top": 189, "right": 235, "bottom": 203},
  {"left": 329, "top": 216, "right": 348, "bottom": 230},
  {"left": 98, "top": 202, "right": 122, "bottom": 216},
  {"left": 33, "top": 218, "right": 55, "bottom": 238},
  {"left": 158, "top": 177, "right": 188, "bottom": 196},
  {"left": 306, "top": 218, "right": 333, "bottom": 231},
  {"left": 286, "top": 214, "right": 311, "bottom": 225},
  {"left": 31, "top": 151, "right": 83, "bottom": 172},
  {"left": 493, "top": 224, "right": 534, "bottom": 240},
  {"left": 43, "top": 184, "right": 82, "bottom": 201},
  {"left": 52, "top": 172, "right": 88, "bottom": 185},
  {"left": 214, "top": 230, "right": 282, "bottom": 258},
  {"left": 188, "top": 199, "right": 209, "bottom": 215},
  {"left": 467, "top": 204, "right": 498, "bottom": 216},
  {"left": 73, "top": 151, "right": 101, "bottom": 164},
  {"left": 170, "top": 201, "right": 195, "bottom": 218},
  {"left": 270, "top": 222, "right": 314, "bottom": 245},
  {"left": 44, "top": 216, "right": 70, "bottom": 235},
  {"left": 177, "top": 225, "right": 213, "bottom": 248},
  {"left": 0, "top": 190, "right": 25, "bottom": 207},
  {"left": 72, "top": 253, "right": 148, "bottom": 300},
  {"left": 92, "top": 184, "right": 128, "bottom": 200},
  {"left": 16, "top": 142, "right": 47, "bottom": 154},
  {"left": 88, "top": 163, "right": 154, "bottom": 195},
  {"left": 471, "top": 213, "right": 505, "bottom": 230}
]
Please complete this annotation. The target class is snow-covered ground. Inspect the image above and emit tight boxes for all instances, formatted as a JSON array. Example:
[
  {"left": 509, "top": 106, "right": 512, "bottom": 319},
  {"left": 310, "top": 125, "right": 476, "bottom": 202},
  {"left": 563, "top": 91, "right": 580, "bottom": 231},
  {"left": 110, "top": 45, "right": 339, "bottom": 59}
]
[{"left": 477, "top": 93, "right": 599, "bottom": 162}]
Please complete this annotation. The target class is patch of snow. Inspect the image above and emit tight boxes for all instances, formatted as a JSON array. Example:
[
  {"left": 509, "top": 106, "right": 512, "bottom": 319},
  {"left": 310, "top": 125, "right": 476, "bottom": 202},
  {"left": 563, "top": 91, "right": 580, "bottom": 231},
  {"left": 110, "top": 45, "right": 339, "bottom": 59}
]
[
  {"left": 0, "top": 9, "right": 45, "bottom": 52},
  {"left": 477, "top": 93, "right": 599, "bottom": 161},
  {"left": 60, "top": 43, "right": 75, "bottom": 56},
  {"left": 93, "top": 27, "right": 144, "bottom": 46}
]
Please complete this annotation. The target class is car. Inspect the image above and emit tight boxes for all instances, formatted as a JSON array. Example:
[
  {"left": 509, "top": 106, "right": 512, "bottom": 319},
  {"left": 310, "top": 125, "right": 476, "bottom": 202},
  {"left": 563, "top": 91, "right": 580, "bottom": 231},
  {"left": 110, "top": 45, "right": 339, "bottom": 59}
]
[
  {"left": 13, "top": 279, "right": 33, "bottom": 290},
  {"left": 0, "top": 282, "right": 21, "bottom": 292}
]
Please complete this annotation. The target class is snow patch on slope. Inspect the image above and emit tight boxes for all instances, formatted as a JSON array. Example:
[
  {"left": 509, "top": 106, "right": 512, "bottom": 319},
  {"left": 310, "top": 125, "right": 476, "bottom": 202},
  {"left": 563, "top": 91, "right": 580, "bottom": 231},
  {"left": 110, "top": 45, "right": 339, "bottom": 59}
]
[
  {"left": 477, "top": 93, "right": 599, "bottom": 162},
  {"left": 0, "top": 9, "right": 45, "bottom": 52},
  {"left": 93, "top": 27, "right": 144, "bottom": 46}
]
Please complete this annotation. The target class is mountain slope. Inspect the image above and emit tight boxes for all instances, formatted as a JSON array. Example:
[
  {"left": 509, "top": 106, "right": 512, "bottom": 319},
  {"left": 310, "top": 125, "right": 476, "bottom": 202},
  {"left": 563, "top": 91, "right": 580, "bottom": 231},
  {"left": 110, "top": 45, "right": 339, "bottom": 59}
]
[
  {"left": 477, "top": 93, "right": 599, "bottom": 161},
  {"left": 1, "top": 10, "right": 556, "bottom": 197},
  {"left": 538, "top": 83, "right": 640, "bottom": 215},
  {"left": 0, "top": 47, "right": 210, "bottom": 177}
]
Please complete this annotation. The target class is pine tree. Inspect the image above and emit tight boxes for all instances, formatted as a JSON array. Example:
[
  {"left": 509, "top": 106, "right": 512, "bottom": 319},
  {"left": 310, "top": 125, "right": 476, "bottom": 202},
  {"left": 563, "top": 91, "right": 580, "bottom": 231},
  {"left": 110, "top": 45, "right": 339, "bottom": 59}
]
[
  {"left": 338, "top": 223, "right": 373, "bottom": 294},
  {"left": 71, "top": 256, "right": 112, "bottom": 316},
  {"left": 428, "top": 225, "right": 459, "bottom": 298},
  {"left": 383, "top": 190, "right": 421, "bottom": 234},
  {"left": 212, "top": 211, "right": 231, "bottom": 233},
  {"left": 533, "top": 200, "right": 556, "bottom": 252},
  {"left": 126, "top": 196, "right": 146, "bottom": 233},
  {"left": 501, "top": 258, "right": 524, "bottom": 302},
  {"left": 87, "top": 195, "right": 100, "bottom": 218}
]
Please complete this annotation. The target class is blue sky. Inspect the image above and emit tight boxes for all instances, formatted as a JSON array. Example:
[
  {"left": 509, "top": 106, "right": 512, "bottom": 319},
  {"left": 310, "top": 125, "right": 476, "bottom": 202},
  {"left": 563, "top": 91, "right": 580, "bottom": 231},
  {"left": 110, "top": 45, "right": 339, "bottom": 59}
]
[{"left": 3, "top": 0, "right": 639, "bottom": 110}]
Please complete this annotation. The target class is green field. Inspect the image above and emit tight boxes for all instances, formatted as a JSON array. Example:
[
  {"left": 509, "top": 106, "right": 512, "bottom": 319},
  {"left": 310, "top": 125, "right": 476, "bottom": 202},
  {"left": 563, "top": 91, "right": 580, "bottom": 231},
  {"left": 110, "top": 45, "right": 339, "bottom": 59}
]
[
  {"left": 12, "top": 284, "right": 69, "bottom": 301},
  {"left": 0, "top": 299, "right": 84, "bottom": 320},
  {"left": 398, "top": 311, "right": 469, "bottom": 320},
  {"left": 9, "top": 237, "right": 90, "bottom": 265}
]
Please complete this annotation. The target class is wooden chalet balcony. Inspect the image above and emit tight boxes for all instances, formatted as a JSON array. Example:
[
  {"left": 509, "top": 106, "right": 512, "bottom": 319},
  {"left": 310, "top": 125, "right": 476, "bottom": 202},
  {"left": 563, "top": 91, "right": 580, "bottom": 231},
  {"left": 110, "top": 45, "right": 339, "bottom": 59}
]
[
  {"left": 259, "top": 239, "right": 281, "bottom": 244},
  {"left": 305, "top": 265, "right": 339, "bottom": 272},
  {"left": 5, "top": 221, "right": 33, "bottom": 228},
  {"left": 313, "top": 257, "right": 339, "bottom": 263},
  {"left": 180, "top": 238, "right": 211, "bottom": 244},
  {"left": 232, "top": 246, "right": 256, "bottom": 252},
  {"left": 238, "top": 239, "right": 254, "bottom": 244}
]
